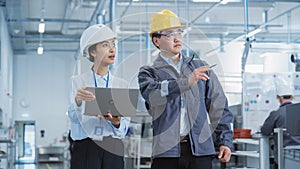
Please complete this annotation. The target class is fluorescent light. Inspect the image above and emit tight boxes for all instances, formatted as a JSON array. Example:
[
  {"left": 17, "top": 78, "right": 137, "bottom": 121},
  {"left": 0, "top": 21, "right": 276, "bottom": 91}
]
[
  {"left": 192, "top": 0, "right": 220, "bottom": 2},
  {"left": 192, "top": 0, "right": 236, "bottom": 3},
  {"left": 37, "top": 45, "right": 44, "bottom": 55},
  {"left": 21, "top": 113, "right": 30, "bottom": 118},
  {"left": 38, "top": 22, "right": 45, "bottom": 33},
  {"left": 220, "top": 0, "right": 229, "bottom": 4},
  {"left": 246, "top": 28, "right": 262, "bottom": 38}
]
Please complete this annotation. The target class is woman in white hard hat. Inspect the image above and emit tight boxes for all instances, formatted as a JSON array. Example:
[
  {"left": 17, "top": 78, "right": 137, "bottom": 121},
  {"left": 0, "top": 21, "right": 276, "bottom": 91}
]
[
  {"left": 138, "top": 9, "right": 233, "bottom": 169},
  {"left": 68, "top": 24, "right": 129, "bottom": 169},
  {"left": 261, "top": 86, "right": 300, "bottom": 169}
]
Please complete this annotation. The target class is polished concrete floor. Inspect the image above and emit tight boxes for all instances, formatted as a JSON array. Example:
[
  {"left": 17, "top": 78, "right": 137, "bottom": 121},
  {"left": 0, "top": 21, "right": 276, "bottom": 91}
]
[{"left": 14, "top": 163, "right": 69, "bottom": 169}]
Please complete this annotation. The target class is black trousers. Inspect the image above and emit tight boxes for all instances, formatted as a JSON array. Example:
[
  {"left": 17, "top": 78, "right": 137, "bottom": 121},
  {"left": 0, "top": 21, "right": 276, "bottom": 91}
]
[
  {"left": 151, "top": 140, "right": 213, "bottom": 169},
  {"left": 70, "top": 137, "right": 124, "bottom": 169}
]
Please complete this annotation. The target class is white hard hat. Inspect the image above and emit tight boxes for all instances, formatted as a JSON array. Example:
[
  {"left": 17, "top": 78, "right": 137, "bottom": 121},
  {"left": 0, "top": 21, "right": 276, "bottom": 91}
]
[
  {"left": 275, "top": 75, "right": 294, "bottom": 97},
  {"left": 80, "top": 24, "right": 116, "bottom": 58},
  {"left": 276, "top": 85, "right": 294, "bottom": 96}
]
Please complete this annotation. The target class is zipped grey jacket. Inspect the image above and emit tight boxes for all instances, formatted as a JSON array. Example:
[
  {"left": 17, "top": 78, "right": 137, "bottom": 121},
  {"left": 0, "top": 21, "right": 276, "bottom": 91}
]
[{"left": 138, "top": 54, "right": 233, "bottom": 158}]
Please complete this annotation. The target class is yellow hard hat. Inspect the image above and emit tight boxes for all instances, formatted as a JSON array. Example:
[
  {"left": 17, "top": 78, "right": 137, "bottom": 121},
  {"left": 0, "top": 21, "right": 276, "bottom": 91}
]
[{"left": 149, "top": 9, "right": 186, "bottom": 37}]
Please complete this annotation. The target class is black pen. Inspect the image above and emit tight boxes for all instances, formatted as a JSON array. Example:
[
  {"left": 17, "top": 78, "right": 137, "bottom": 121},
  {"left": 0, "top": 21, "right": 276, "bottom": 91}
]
[{"left": 209, "top": 64, "right": 217, "bottom": 68}]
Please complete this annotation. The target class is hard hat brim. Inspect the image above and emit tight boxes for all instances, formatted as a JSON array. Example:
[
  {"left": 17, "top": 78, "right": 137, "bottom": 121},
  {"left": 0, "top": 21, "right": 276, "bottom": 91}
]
[
  {"left": 82, "top": 37, "right": 116, "bottom": 58},
  {"left": 149, "top": 25, "right": 186, "bottom": 37}
]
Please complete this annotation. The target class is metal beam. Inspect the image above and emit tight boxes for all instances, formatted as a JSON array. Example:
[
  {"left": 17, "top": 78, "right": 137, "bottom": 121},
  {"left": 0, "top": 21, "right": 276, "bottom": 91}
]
[
  {"left": 191, "top": 2, "right": 220, "bottom": 24},
  {"left": 204, "top": 3, "right": 300, "bottom": 56},
  {"left": 7, "top": 18, "right": 89, "bottom": 23}
]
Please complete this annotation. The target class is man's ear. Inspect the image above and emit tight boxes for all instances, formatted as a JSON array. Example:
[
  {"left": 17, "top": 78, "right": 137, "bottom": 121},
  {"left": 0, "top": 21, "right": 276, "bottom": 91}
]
[{"left": 152, "top": 37, "right": 160, "bottom": 48}]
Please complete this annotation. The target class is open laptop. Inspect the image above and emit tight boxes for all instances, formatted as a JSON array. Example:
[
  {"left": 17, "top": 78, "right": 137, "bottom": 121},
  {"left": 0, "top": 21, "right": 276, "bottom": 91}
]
[{"left": 84, "top": 87, "right": 141, "bottom": 117}]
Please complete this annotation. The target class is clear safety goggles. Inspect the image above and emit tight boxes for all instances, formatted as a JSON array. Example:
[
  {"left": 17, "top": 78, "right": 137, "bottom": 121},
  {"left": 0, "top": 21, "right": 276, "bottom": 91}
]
[{"left": 158, "top": 29, "right": 185, "bottom": 41}]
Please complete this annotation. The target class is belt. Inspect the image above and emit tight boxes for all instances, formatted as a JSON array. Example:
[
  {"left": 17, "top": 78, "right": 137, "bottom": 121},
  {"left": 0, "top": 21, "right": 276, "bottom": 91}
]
[{"left": 180, "top": 135, "right": 189, "bottom": 143}]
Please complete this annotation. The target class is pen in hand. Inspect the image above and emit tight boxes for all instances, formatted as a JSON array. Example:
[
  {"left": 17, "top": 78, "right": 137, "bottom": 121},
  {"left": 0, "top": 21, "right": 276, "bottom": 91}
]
[{"left": 209, "top": 64, "right": 217, "bottom": 68}]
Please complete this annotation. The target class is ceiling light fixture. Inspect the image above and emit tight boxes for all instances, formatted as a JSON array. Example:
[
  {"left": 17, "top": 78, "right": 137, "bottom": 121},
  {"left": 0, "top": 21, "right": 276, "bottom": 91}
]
[
  {"left": 192, "top": 0, "right": 219, "bottom": 2},
  {"left": 220, "top": 0, "right": 229, "bottom": 4},
  {"left": 37, "top": 44, "right": 44, "bottom": 55},
  {"left": 192, "top": 0, "right": 233, "bottom": 3},
  {"left": 37, "top": 0, "right": 45, "bottom": 55},
  {"left": 38, "top": 19, "right": 45, "bottom": 33}
]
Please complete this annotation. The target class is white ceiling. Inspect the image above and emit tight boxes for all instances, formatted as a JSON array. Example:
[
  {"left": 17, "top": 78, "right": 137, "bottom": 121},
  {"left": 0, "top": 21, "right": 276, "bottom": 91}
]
[{"left": 3, "top": 0, "right": 300, "bottom": 56}]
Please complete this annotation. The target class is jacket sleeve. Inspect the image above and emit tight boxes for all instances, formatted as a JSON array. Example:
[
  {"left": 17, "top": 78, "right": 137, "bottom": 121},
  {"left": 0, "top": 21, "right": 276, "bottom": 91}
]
[
  {"left": 261, "top": 111, "right": 277, "bottom": 136},
  {"left": 205, "top": 69, "right": 234, "bottom": 151},
  {"left": 138, "top": 66, "right": 190, "bottom": 108},
  {"left": 67, "top": 77, "right": 83, "bottom": 123}
]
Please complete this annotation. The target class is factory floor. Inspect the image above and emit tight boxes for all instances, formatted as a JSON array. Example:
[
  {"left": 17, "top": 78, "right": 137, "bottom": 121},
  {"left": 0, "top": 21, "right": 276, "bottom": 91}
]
[
  {"left": 11, "top": 158, "right": 232, "bottom": 169},
  {"left": 14, "top": 163, "right": 69, "bottom": 169}
]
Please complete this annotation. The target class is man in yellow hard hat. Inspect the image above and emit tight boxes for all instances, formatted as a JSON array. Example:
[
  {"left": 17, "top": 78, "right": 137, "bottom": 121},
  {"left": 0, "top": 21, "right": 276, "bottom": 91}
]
[{"left": 138, "top": 9, "right": 233, "bottom": 169}]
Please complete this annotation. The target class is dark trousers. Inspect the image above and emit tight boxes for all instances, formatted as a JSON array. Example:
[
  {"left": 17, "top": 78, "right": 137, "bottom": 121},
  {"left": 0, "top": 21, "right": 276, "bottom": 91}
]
[
  {"left": 70, "top": 137, "right": 124, "bottom": 169},
  {"left": 151, "top": 140, "right": 213, "bottom": 169},
  {"left": 274, "top": 162, "right": 278, "bottom": 169}
]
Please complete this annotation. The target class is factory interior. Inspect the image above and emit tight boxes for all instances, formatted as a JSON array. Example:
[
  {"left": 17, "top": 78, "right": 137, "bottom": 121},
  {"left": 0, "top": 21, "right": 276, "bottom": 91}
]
[{"left": 0, "top": 0, "right": 300, "bottom": 169}]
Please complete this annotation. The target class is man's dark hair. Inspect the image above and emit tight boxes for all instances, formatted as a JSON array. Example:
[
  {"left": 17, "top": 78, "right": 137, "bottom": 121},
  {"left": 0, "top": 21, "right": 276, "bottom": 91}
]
[
  {"left": 151, "top": 32, "right": 162, "bottom": 49},
  {"left": 282, "top": 95, "right": 293, "bottom": 99}
]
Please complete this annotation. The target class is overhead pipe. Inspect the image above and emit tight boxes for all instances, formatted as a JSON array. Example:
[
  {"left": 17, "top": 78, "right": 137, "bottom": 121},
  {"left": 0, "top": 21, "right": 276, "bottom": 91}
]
[
  {"left": 145, "top": 0, "right": 151, "bottom": 64},
  {"left": 185, "top": 0, "right": 190, "bottom": 57},
  {"left": 8, "top": 18, "right": 89, "bottom": 23},
  {"left": 262, "top": 9, "right": 269, "bottom": 32},
  {"left": 191, "top": 2, "right": 220, "bottom": 25},
  {"left": 205, "top": 3, "right": 300, "bottom": 56},
  {"left": 259, "top": 4, "right": 300, "bottom": 29},
  {"left": 109, "top": 0, "right": 116, "bottom": 29},
  {"left": 61, "top": 0, "right": 78, "bottom": 34},
  {"left": 113, "top": 20, "right": 282, "bottom": 29},
  {"left": 287, "top": 11, "right": 291, "bottom": 43},
  {"left": 14, "top": 48, "right": 77, "bottom": 53},
  {"left": 61, "top": 0, "right": 106, "bottom": 35},
  {"left": 119, "top": 0, "right": 132, "bottom": 19},
  {"left": 73, "top": 0, "right": 108, "bottom": 60},
  {"left": 241, "top": 0, "right": 249, "bottom": 75},
  {"left": 244, "top": 0, "right": 249, "bottom": 37},
  {"left": 240, "top": 0, "right": 250, "bottom": 127}
]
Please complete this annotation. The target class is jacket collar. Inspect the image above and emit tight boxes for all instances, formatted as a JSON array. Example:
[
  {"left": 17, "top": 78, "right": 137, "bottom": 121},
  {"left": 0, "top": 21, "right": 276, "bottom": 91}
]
[
  {"left": 152, "top": 52, "right": 194, "bottom": 68},
  {"left": 280, "top": 102, "right": 292, "bottom": 107}
]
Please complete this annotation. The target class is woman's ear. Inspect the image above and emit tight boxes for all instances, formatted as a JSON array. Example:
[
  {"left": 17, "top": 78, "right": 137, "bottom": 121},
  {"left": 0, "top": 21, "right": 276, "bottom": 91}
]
[{"left": 90, "top": 48, "right": 97, "bottom": 58}]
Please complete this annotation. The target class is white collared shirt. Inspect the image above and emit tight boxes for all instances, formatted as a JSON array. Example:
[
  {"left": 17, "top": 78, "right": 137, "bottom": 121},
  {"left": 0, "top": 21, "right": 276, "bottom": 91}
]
[{"left": 160, "top": 54, "right": 190, "bottom": 136}]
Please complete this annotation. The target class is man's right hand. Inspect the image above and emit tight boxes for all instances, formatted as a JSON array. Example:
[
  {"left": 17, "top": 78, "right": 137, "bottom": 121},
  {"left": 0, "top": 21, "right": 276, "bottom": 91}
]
[{"left": 188, "top": 65, "right": 211, "bottom": 87}]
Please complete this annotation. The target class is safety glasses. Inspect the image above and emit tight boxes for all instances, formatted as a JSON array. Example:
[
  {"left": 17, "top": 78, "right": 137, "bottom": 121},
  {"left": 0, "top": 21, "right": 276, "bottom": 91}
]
[{"left": 158, "top": 29, "right": 185, "bottom": 41}]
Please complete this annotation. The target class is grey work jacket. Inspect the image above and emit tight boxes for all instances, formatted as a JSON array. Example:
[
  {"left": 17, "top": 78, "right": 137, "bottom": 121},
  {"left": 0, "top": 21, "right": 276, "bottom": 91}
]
[
  {"left": 138, "top": 54, "right": 233, "bottom": 158},
  {"left": 261, "top": 102, "right": 300, "bottom": 163}
]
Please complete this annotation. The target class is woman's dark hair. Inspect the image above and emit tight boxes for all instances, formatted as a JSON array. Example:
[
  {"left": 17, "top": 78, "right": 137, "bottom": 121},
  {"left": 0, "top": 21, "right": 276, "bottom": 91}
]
[{"left": 87, "top": 43, "right": 97, "bottom": 62}]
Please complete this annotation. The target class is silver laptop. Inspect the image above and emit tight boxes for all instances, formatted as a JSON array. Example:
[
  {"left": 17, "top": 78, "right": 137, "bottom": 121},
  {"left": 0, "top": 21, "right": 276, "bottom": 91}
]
[{"left": 84, "top": 87, "right": 140, "bottom": 117}]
